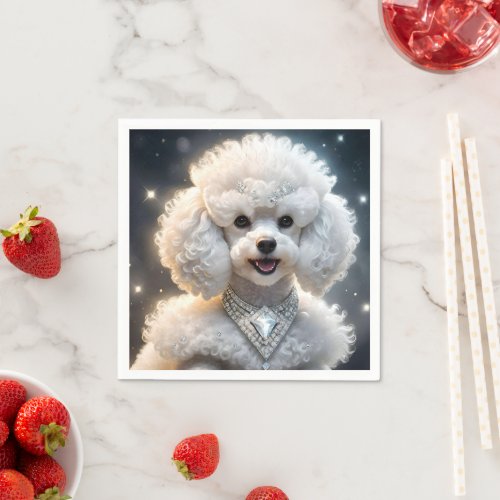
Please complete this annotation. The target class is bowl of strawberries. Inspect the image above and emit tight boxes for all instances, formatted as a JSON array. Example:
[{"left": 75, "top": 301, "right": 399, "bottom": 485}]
[{"left": 0, "top": 370, "right": 83, "bottom": 499}]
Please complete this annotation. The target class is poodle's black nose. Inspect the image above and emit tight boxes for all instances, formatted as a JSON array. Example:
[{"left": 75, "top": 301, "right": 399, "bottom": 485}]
[{"left": 257, "top": 238, "right": 277, "bottom": 254}]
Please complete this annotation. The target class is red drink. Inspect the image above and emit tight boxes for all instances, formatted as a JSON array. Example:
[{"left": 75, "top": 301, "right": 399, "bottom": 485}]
[{"left": 381, "top": 0, "right": 500, "bottom": 71}]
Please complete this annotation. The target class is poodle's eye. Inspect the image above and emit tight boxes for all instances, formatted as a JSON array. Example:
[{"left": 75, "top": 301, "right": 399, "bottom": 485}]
[
  {"left": 234, "top": 215, "right": 251, "bottom": 228},
  {"left": 278, "top": 215, "right": 294, "bottom": 228}
]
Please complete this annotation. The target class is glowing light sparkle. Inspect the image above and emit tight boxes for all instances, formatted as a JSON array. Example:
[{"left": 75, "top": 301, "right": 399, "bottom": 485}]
[
  {"left": 176, "top": 137, "right": 191, "bottom": 153},
  {"left": 135, "top": 286, "right": 142, "bottom": 293},
  {"left": 362, "top": 303, "right": 370, "bottom": 312},
  {"left": 359, "top": 195, "right": 368, "bottom": 204},
  {"left": 144, "top": 189, "right": 156, "bottom": 201},
  {"left": 337, "top": 134, "right": 344, "bottom": 143}
]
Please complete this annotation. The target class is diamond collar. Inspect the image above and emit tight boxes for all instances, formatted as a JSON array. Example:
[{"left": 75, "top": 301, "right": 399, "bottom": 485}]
[{"left": 222, "top": 285, "right": 299, "bottom": 369}]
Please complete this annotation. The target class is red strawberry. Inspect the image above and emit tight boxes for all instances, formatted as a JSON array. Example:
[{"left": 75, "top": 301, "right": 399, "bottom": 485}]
[
  {"left": 14, "top": 397, "right": 70, "bottom": 456},
  {"left": 0, "top": 423, "right": 9, "bottom": 448},
  {"left": 0, "top": 439, "right": 17, "bottom": 470},
  {"left": 17, "top": 453, "right": 68, "bottom": 497},
  {"left": 0, "top": 469, "right": 34, "bottom": 499},
  {"left": 1, "top": 206, "right": 61, "bottom": 279},
  {"left": 246, "top": 486, "right": 289, "bottom": 500},
  {"left": 172, "top": 433, "right": 219, "bottom": 480},
  {"left": 0, "top": 380, "right": 27, "bottom": 426}
]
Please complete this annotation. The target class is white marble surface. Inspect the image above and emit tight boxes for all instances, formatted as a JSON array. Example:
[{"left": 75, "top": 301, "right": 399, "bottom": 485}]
[{"left": 0, "top": 1, "right": 499, "bottom": 498}]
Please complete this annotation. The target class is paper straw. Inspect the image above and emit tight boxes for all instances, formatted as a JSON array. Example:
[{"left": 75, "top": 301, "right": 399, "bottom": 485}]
[
  {"left": 441, "top": 159, "right": 466, "bottom": 496},
  {"left": 464, "top": 137, "right": 500, "bottom": 440},
  {"left": 447, "top": 113, "right": 492, "bottom": 449}
]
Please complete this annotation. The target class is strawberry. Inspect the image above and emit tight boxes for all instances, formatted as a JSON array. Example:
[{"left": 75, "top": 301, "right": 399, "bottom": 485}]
[
  {"left": 0, "top": 381, "right": 27, "bottom": 426},
  {"left": 0, "top": 439, "right": 17, "bottom": 470},
  {"left": 1, "top": 206, "right": 61, "bottom": 279},
  {"left": 0, "top": 469, "right": 34, "bottom": 500},
  {"left": 172, "top": 433, "right": 219, "bottom": 480},
  {"left": 0, "top": 423, "right": 8, "bottom": 448},
  {"left": 14, "top": 397, "right": 70, "bottom": 456},
  {"left": 17, "top": 453, "right": 68, "bottom": 497},
  {"left": 246, "top": 486, "right": 289, "bottom": 500}
]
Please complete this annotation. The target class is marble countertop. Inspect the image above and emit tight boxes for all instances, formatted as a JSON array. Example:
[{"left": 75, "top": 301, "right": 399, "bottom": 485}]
[{"left": 1, "top": 1, "right": 499, "bottom": 499}]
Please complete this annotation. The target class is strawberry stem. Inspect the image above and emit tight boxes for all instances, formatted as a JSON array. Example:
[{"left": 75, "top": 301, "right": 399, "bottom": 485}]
[
  {"left": 36, "top": 487, "right": 71, "bottom": 500},
  {"left": 0, "top": 205, "right": 43, "bottom": 242},
  {"left": 172, "top": 459, "right": 194, "bottom": 480},
  {"left": 40, "top": 423, "right": 67, "bottom": 456}
]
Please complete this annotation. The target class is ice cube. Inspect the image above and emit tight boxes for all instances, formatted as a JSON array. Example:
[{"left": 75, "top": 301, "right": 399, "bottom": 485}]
[
  {"left": 452, "top": 5, "right": 499, "bottom": 54},
  {"left": 388, "top": 0, "right": 447, "bottom": 26},
  {"left": 422, "top": 0, "right": 450, "bottom": 25},
  {"left": 409, "top": 30, "right": 446, "bottom": 58},
  {"left": 383, "top": 0, "right": 434, "bottom": 40},
  {"left": 435, "top": 0, "right": 478, "bottom": 31}
]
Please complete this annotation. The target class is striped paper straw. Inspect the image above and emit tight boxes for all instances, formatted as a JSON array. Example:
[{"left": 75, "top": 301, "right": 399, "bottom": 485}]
[
  {"left": 447, "top": 113, "right": 492, "bottom": 449},
  {"left": 441, "top": 159, "right": 466, "bottom": 496},
  {"left": 464, "top": 137, "right": 500, "bottom": 440}
]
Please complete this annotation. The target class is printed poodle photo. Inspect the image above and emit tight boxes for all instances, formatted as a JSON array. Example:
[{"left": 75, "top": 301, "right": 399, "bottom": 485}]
[
  {"left": 119, "top": 121, "right": 379, "bottom": 378},
  {"left": 133, "top": 134, "right": 357, "bottom": 370}
]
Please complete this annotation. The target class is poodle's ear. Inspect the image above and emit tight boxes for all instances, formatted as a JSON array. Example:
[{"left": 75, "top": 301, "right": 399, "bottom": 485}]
[
  {"left": 155, "top": 187, "right": 231, "bottom": 299},
  {"left": 295, "top": 193, "right": 359, "bottom": 297}
]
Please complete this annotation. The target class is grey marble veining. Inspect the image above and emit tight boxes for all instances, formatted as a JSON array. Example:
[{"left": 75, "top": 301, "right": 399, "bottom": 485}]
[{"left": 0, "top": 1, "right": 499, "bottom": 499}]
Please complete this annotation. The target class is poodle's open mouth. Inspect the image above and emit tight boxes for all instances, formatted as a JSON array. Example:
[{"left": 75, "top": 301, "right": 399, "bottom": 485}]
[{"left": 249, "top": 258, "right": 280, "bottom": 275}]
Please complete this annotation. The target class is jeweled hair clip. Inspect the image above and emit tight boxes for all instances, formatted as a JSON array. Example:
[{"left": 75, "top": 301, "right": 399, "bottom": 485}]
[
  {"left": 236, "top": 180, "right": 296, "bottom": 205},
  {"left": 268, "top": 181, "right": 296, "bottom": 205}
]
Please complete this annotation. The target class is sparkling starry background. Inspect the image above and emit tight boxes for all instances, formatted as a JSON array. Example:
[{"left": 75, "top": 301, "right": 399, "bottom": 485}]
[{"left": 129, "top": 129, "right": 372, "bottom": 370}]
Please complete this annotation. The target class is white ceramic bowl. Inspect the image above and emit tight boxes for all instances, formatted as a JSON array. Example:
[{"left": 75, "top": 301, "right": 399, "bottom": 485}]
[{"left": 0, "top": 370, "right": 83, "bottom": 497}]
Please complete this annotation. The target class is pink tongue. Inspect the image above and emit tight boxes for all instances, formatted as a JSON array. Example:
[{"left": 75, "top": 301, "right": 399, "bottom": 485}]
[{"left": 257, "top": 260, "right": 276, "bottom": 272}]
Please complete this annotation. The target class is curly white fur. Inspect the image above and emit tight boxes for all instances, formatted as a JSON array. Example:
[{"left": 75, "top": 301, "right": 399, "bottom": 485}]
[
  {"left": 133, "top": 133, "right": 359, "bottom": 371},
  {"left": 296, "top": 193, "right": 359, "bottom": 296},
  {"left": 155, "top": 187, "right": 231, "bottom": 299},
  {"left": 133, "top": 292, "right": 355, "bottom": 370}
]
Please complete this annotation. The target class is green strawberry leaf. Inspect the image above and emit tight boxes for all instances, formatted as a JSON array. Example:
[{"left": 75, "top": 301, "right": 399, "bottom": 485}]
[
  {"left": 19, "top": 226, "right": 29, "bottom": 241},
  {"left": 40, "top": 423, "right": 67, "bottom": 456},
  {"left": 36, "top": 487, "right": 71, "bottom": 500},
  {"left": 23, "top": 206, "right": 33, "bottom": 219},
  {"left": 172, "top": 459, "right": 194, "bottom": 480},
  {"left": 27, "top": 220, "right": 43, "bottom": 227},
  {"left": 29, "top": 206, "right": 39, "bottom": 219},
  {"left": 4, "top": 205, "right": 43, "bottom": 243}
]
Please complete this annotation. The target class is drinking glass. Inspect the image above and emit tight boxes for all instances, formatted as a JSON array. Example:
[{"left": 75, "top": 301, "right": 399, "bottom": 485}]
[{"left": 380, "top": 0, "right": 500, "bottom": 72}]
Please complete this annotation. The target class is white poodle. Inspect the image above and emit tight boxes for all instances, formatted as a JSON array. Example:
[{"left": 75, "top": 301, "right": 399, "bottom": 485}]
[{"left": 132, "top": 133, "right": 359, "bottom": 370}]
